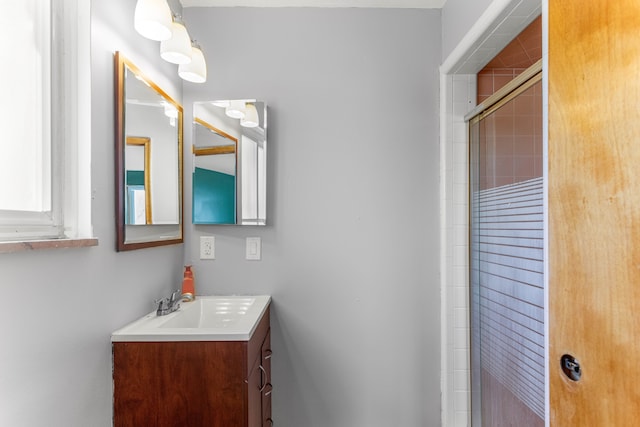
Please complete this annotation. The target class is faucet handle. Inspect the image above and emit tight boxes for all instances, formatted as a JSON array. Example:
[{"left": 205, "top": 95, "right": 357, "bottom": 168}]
[
  {"left": 155, "top": 297, "right": 168, "bottom": 315},
  {"left": 170, "top": 289, "right": 181, "bottom": 303}
]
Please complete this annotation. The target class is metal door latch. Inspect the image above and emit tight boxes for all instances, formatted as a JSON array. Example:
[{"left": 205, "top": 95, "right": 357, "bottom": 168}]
[{"left": 561, "top": 354, "right": 582, "bottom": 381}]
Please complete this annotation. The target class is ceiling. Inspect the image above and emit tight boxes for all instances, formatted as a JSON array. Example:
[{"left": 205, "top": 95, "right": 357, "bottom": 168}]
[{"left": 179, "top": 0, "right": 447, "bottom": 8}]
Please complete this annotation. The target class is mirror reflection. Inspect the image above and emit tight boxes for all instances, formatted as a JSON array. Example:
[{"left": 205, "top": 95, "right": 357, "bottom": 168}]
[
  {"left": 125, "top": 137, "right": 151, "bottom": 224},
  {"left": 193, "top": 100, "right": 266, "bottom": 225},
  {"left": 115, "top": 52, "right": 184, "bottom": 251}
]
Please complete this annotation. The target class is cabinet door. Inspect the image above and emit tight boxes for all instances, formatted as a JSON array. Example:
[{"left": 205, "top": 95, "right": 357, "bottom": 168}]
[
  {"left": 261, "top": 329, "right": 273, "bottom": 426},
  {"left": 248, "top": 355, "right": 262, "bottom": 427}
]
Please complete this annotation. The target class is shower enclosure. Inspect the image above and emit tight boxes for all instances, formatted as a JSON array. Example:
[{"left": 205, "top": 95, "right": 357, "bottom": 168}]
[{"left": 468, "top": 65, "right": 544, "bottom": 426}]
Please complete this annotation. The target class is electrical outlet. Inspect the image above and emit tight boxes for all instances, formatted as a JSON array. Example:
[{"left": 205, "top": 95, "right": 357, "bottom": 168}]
[{"left": 200, "top": 236, "right": 215, "bottom": 260}]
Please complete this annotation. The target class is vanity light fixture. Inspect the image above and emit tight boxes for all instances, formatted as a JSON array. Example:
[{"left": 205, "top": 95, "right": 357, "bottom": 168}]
[
  {"left": 134, "top": 0, "right": 173, "bottom": 41},
  {"left": 160, "top": 14, "right": 192, "bottom": 65},
  {"left": 241, "top": 103, "right": 259, "bottom": 128},
  {"left": 225, "top": 100, "right": 246, "bottom": 119},
  {"left": 178, "top": 41, "right": 207, "bottom": 83},
  {"left": 133, "top": 1, "right": 208, "bottom": 83}
]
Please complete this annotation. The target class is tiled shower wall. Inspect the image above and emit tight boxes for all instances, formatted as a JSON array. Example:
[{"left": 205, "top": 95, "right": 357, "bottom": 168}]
[
  {"left": 478, "top": 81, "right": 543, "bottom": 190},
  {"left": 440, "top": 3, "right": 542, "bottom": 425},
  {"left": 441, "top": 73, "right": 475, "bottom": 427},
  {"left": 476, "top": 15, "right": 543, "bottom": 190},
  {"left": 477, "top": 16, "right": 542, "bottom": 104}
]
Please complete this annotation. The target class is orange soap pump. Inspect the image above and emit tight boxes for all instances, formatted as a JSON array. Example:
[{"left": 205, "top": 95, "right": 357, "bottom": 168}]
[{"left": 181, "top": 265, "right": 195, "bottom": 302}]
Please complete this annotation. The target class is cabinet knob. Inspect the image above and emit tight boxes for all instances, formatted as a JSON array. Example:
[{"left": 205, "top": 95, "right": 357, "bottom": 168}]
[{"left": 264, "top": 349, "right": 273, "bottom": 360}]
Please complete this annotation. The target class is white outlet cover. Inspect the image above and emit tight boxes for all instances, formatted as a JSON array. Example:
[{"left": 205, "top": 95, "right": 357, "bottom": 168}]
[
  {"left": 246, "top": 237, "right": 261, "bottom": 261},
  {"left": 200, "top": 236, "right": 215, "bottom": 260}
]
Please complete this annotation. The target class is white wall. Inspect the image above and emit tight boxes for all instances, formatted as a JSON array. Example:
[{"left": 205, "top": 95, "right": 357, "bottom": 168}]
[
  {"left": 182, "top": 7, "right": 441, "bottom": 426},
  {"left": 0, "top": 1, "right": 185, "bottom": 426},
  {"left": 441, "top": 0, "right": 493, "bottom": 61}
]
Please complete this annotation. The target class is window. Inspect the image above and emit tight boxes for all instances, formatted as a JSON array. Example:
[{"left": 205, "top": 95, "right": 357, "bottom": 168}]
[{"left": 0, "top": 0, "right": 93, "bottom": 247}]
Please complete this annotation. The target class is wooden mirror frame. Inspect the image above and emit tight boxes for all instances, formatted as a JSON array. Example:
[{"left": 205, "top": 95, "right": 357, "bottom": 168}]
[
  {"left": 115, "top": 51, "right": 184, "bottom": 251},
  {"left": 193, "top": 118, "right": 239, "bottom": 155}
]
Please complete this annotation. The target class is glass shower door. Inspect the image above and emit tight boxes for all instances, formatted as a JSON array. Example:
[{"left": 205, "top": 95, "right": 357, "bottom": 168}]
[{"left": 469, "top": 73, "right": 544, "bottom": 426}]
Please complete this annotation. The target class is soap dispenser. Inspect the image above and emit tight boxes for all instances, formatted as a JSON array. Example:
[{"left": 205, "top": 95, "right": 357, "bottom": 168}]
[{"left": 181, "top": 265, "right": 195, "bottom": 302}]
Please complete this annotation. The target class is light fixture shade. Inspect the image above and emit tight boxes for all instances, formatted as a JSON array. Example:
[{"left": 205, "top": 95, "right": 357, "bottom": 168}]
[
  {"left": 226, "top": 100, "right": 246, "bottom": 119},
  {"left": 241, "top": 103, "right": 259, "bottom": 128},
  {"left": 134, "top": 0, "right": 173, "bottom": 41},
  {"left": 178, "top": 44, "right": 207, "bottom": 83},
  {"left": 160, "top": 19, "right": 192, "bottom": 64}
]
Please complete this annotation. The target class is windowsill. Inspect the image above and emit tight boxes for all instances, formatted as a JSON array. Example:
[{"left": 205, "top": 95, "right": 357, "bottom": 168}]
[{"left": 0, "top": 238, "right": 99, "bottom": 254}]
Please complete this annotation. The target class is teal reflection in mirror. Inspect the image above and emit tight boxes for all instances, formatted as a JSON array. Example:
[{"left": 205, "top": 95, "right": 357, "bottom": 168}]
[
  {"left": 193, "top": 100, "right": 267, "bottom": 225},
  {"left": 193, "top": 120, "right": 237, "bottom": 224},
  {"left": 125, "top": 137, "right": 151, "bottom": 224}
]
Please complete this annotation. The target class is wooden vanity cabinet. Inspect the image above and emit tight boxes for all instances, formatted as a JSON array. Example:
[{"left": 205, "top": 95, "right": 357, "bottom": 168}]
[
  {"left": 261, "top": 329, "right": 273, "bottom": 426},
  {"left": 113, "top": 307, "right": 271, "bottom": 427}
]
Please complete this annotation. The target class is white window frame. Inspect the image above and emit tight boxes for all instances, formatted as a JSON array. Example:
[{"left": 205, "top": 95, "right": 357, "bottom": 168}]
[{"left": 0, "top": 0, "right": 94, "bottom": 249}]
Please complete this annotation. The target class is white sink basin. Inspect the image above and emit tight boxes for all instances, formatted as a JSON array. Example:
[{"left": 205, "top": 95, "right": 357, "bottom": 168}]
[{"left": 111, "top": 295, "right": 271, "bottom": 342}]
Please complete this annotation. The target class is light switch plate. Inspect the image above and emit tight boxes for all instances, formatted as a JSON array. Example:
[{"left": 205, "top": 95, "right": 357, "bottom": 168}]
[
  {"left": 200, "top": 236, "right": 215, "bottom": 260},
  {"left": 246, "top": 237, "right": 261, "bottom": 261}
]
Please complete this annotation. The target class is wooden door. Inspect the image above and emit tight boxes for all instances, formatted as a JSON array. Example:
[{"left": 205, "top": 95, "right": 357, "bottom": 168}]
[{"left": 549, "top": 0, "right": 640, "bottom": 424}]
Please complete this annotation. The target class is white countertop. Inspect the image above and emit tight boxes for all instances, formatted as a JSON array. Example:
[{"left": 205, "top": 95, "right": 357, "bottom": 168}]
[{"left": 111, "top": 295, "right": 271, "bottom": 342}]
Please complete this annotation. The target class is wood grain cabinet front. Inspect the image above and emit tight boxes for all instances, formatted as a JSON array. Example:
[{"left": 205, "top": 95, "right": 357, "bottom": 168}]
[{"left": 113, "top": 306, "right": 271, "bottom": 427}]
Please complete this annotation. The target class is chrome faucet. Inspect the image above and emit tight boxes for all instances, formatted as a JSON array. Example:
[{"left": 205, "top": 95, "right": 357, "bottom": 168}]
[{"left": 155, "top": 290, "right": 181, "bottom": 316}]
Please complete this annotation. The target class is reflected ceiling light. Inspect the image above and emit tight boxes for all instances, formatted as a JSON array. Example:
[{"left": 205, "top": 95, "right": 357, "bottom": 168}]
[
  {"left": 160, "top": 15, "right": 192, "bottom": 64},
  {"left": 211, "top": 100, "right": 230, "bottom": 108},
  {"left": 178, "top": 42, "right": 207, "bottom": 83},
  {"left": 241, "top": 103, "right": 259, "bottom": 128},
  {"left": 163, "top": 102, "right": 178, "bottom": 119},
  {"left": 164, "top": 102, "right": 178, "bottom": 127},
  {"left": 134, "top": 0, "right": 173, "bottom": 41},
  {"left": 225, "top": 100, "right": 246, "bottom": 119}
]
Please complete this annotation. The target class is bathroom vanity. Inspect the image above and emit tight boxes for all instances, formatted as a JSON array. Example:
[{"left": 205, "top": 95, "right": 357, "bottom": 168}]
[{"left": 111, "top": 296, "right": 272, "bottom": 427}]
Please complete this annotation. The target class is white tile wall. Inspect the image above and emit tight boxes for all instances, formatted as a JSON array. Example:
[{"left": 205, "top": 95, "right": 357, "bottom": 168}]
[
  {"left": 441, "top": 73, "right": 475, "bottom": 427},
  {"left": 440, "top": 2, "right": 542, "bottom": 425}
]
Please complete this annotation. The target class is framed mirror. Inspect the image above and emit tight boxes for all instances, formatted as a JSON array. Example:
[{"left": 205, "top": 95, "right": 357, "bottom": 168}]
[
  {"left": 115, "top": 52, "right": 183, "bottom": 250},
  {"left": 193, "top": 100, "right": 267, "bottom": 225}
]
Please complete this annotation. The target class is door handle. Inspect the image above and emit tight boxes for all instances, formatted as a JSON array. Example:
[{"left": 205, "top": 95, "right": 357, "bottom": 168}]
[
  {"left": 258, "top": 365, "right": 268, "bottom": 391},
  {"left": 561, "top": 354, "right": 582, "bottom": 381}
]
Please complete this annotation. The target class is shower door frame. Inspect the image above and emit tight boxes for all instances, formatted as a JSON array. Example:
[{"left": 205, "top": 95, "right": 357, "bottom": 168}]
[{"left": 467, "top": 61, "right": 544, "bottom": 426}]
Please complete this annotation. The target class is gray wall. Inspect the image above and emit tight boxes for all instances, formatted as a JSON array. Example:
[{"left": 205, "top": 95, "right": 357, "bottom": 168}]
[
  {"left": 442, "top": 0, "right": 493, "bottom": 60},
  {"left": 183, "top": 8, "right": 441, "bottom": 426},
  {"left": 0, "top": 4, "right": 444, "bottom": 427},
  {"left": 0, "top": 1, "right": 185, "bottom": 426}
]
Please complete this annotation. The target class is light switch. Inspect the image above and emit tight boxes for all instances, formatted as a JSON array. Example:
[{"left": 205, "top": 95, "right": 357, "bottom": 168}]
[{"left": 246, "top": 237, "right": 261, "bottom": 261}]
